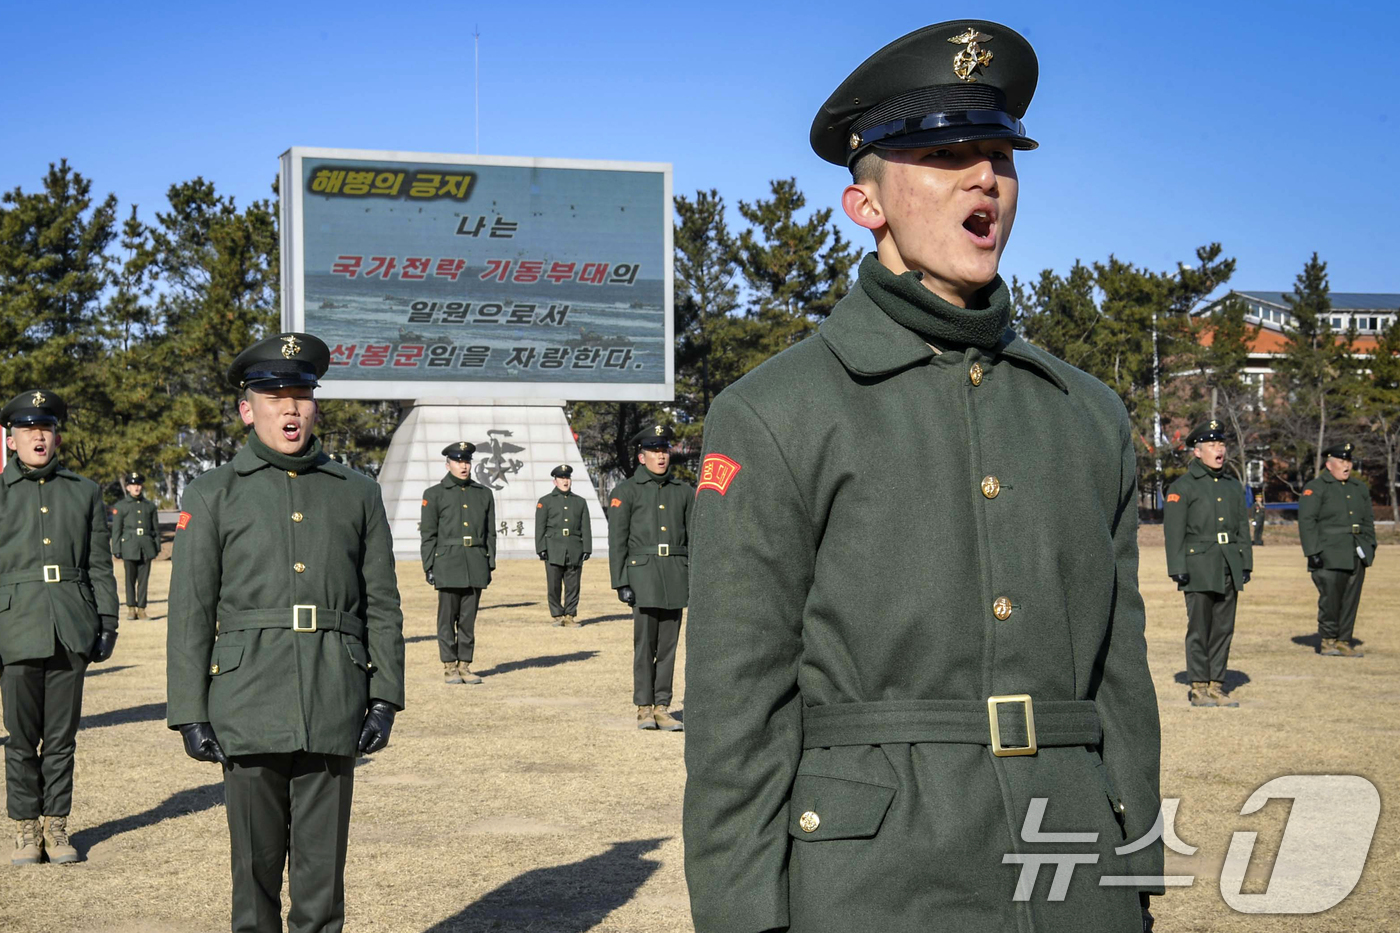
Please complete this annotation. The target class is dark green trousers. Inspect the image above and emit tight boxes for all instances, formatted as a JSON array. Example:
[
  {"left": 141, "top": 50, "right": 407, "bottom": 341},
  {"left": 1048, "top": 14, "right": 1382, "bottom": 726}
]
[
  {"left": 436, "top": 587, "right": 478, "bottom": 663},
  {"left": 1313, "top": 564, "right": 1367, "bottom": 642},
  {"left": 224, "top": 751, "right": 355, "bottom": 933},
  {"left": 1184, "top": 584, "right": 1237, "bottom": 683},
  {"left": 2, "top": 646, "right": 88, "bottom": 819},
  {"left": 633, "top": 607, "right": 681, "bottom": 707},
  {"left": 545, "top": 563, "right": 582, "bottom": 617},
  {"left": 122, "top": 557, "right": 152, "bottom": 608}
]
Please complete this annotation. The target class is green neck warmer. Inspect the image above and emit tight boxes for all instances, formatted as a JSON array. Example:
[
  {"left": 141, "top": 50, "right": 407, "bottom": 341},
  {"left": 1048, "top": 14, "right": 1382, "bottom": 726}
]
[
  {"left": 858, "top": 253, "right": 1011, "bottom": 351},
  {"left": 248, "top": 432, "right": 324, "bottom": 472},
  {"left": 20, "top": 457, "right": 61, "bottom": 481}
]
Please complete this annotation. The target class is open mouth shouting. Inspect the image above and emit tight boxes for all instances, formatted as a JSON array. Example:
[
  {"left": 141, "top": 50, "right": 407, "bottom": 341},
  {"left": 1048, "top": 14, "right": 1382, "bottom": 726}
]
[
  {"left": 962, "top": 202, "right": 998, "bottom": 249},
  {"left": 282, "top": 419, "right": 304, "bottom": 444}
]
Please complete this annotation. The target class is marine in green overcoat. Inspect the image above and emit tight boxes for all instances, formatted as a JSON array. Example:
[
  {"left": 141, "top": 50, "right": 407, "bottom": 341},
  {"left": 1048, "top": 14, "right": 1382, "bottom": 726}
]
[
  {"left": 608, "top": 424, "right": 692, "bottom": 731},
  {"left": 1163, "top": 421, "right": 1252, "bottom": 706},
  {"left": 1299, "top": 442, "right": 1376, "bottom": 656},
  {"left": 110, "top": 470, "right": 161, "bottom": 618},
  {"left": 535, "top": 463, "right": 592, "bottom": 626},
  {"left": 683, "top": 23, "right": 1160, "bottom": 933},
  {"left": 1, "top": 390, "right": 119, "bottom": 865},
  {"left": 166, "top": 334, "right": 405, "bottom": 933},
  {"left": 420, "top": 442, "right": 496, "bottom": 684}
]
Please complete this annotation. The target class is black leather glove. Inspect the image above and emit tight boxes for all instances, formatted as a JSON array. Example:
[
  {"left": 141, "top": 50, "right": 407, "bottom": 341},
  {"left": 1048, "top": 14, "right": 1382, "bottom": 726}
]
[
  {"left": 582, "top": 552, "right": 591, "bottom": 561},
  {"left": 1242, "top": 569, "right": 1251, "bottom": 584},
  {"left": 91, "top": 628, "right": 118, "bottom": 663},
  {"left": 617, "top": 585, "right": 636, "bottom": 606},
  {"left": 178, "top": 722, "right": 229, "bottom": 767},
  {"left": 539, "top": 551, "right": 548, "bottom": 561},
  {"left": 358, "top": 701, "right": 397, "bottom": 754},
  {"left": 425, "top": 570, "right": 434, "bottom": 586},
  {"left": 1307, "top": 553, "right": 1324, "bottom": 570},
  {"left": 1170, "top": 573, "right": 1189, "bottom": 586}
]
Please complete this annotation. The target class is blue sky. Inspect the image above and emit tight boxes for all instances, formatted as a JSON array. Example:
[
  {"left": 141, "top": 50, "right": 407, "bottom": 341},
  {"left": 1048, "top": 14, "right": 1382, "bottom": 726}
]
[{"left": 4, "top": 0, "right": 1398, "bottom": 297}]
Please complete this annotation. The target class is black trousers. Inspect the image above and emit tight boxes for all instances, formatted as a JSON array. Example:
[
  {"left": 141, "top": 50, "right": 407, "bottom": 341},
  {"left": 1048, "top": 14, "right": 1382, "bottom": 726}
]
[
  {"left": 1184, "top": 584, "right": 1237, "bottom": 683},
  {"left": 545, "top": 563, "right": 582, "bottom": 617},
  {"left": 633, "top": 607, "right": 682, "bottom": 707},
  {"left": 436, "top": 587, "right": 479, "bottom": 663},
  {"left": 1, "top": 646, "right": 88, "bottom": 819},
  {"left": 224, "top": 751, "right": 355, "bottom": 933},
  {"left": 1313, "top": 564, "right": 1367, "bottom": 642},
  {"left": 122, "top": 557, "right": 152, "bottom": 608}
]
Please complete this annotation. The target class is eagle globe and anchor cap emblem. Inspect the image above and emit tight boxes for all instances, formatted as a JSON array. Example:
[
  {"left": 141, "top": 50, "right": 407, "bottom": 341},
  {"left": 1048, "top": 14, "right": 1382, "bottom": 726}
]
[
  {"left": 948, "top": 27, "right": 994, "bottom": 83},
  {"left": 281, "top": 334, "right": 302, "bottom": 359},
  {"left": 1210, "top": 420, "right": 1220, "bottom": 430},
  {"left": 31, "top": 391, "right": 45, "bottom": 407},
  {"left": 654, "top": 425, "right": 665, "bottom": 436}
]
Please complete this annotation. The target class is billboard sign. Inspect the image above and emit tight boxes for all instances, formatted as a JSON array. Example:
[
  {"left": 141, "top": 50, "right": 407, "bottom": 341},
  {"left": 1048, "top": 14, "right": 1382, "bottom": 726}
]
[{"left": 279, "top": 147, "right": 672, "bottom": 400}]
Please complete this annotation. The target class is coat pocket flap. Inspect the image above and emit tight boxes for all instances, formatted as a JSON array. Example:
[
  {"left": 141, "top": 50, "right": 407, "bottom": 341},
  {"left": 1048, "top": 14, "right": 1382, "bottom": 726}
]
[
  {"left": 788, "top": 772, "right": 896, "bottom": 841},
  {"left": 628, "top": 555, "right": 651, "bottom": 567},
  {"left": 345, "top": 640, "right": 373, "bottom": 671},
  {"left": 211, "top": 645, "right": 243, "bottom": 675},
  {"left": 0, "top": 591, "right": 10, "bottom": 612}
]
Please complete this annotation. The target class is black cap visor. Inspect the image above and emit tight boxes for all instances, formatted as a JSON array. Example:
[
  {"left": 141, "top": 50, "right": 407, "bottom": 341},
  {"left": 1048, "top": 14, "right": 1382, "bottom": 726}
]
[
  {"left": 7, "top": 413, "right": 60, "bottom": 428},
  {"left": 853, "top": 110, "right": 1036, "bottom": 164},
  {"left": 241, "top": 369, "right": 321, "bottom": 391}
]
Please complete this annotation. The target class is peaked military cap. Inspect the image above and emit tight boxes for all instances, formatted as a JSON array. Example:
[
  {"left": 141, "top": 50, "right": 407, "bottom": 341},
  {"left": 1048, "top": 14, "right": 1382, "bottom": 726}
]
[
  {"left": 1323, "top": 441, "right": 1355, "bottom": 461},
  {"left": 812, "top": 20, "right": 1039, "bottom": 167},
  {"left": 1, "top": 389, "right": 66, "bottom": 428},
  {"left": 550, "top": 463, "right": 574, "bottom": 478},
  {"left": 633, "top": 423, "right": 675, "bottom": 449},
  {"left": 1186, "top": 419, "right": 1227, "bottom": 446},
  {"left": 124, "top": 471, "right": 146, "bottom": 485},
  {"left": 442, "top": 442, "right": 476, "bottom": 461},
  {"left": 227, "top": 332, "right": 330, "bottom": 391}
]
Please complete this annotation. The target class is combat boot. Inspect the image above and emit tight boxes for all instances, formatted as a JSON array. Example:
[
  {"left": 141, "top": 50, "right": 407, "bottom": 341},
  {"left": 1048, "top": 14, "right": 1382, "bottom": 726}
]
[
  {"left": 1207, "top": 682, "right": 1239, "bottom": 707},
  {"left": 12, "top": 819, "right": 43, "bottom": 866},
  {"left": 136, "top": 607, "right": 146, "bottom": 620},
  {"left": 43, "top": 816, "right": 78, "bottom": 864},
  {"left": 1334, "top": 639, "right": 1364, "bottom": 658},
  {"left": 1319, "top": 638, "right": 1342, "bottom": 656},
  {"left": 457, "top": 662, "right": 483, "bottom": 685},
  {"left": 444, "top": 662, "right": 464, "bottom": 685},
  {"left": 562, "top": 614, "right": 579, "bottom": 628},
  {"left": 653, "top": 706, "right": 683, "bottom": 731},
  {"left": 637, "top": 705, "right": 657, "bottom": 730},
  {"left": 1189, "top": 682, "right": 1216, "bottom": 707},
  {"left": 127, "top": 607, "right": 137, "bottom": 620}
]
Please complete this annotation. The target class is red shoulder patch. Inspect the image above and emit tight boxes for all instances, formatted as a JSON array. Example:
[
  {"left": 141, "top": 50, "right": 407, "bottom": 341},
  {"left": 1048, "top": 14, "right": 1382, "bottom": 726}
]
[
  {"left": 698, "top": 453, "right": 742, "bottom": 496},
  {"left": 422, "top": 498, "right": 429, "bottom": 507},
  {"left": 609, "top": 497, "right": 622, "bottom": 508},
  {"left": 1303, "top": 489, "right": 1314, "bottom": 496},
  {"left": 1166, "top": 493, "right": 1181, "bottom": 503},
  {"left": 176, "top": 511, "right": 192, "bottom": 531},
  {"left": 537, "top": 502, "right": 544, "bottom": 508},
  {"left": 111, "top": 507, "right": 119, "bottom": 515}
]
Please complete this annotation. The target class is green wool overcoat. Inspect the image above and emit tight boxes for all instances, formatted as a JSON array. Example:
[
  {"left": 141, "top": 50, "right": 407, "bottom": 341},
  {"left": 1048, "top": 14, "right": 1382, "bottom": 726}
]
[
  {"left": 683, "top": 271, "right": 1161, "bottom": 933},
  {"left": 111, "top": 494, "right": 161, "bottom": 561},
  {"left": 0, "top": 458, "right": 120, "bottom": 663},
  {"left": 535, "top": 487, "right": 591, "bottom": 566},
  {"left": 1163, "top": 458, "right": 1252, "bottom": 593},
  {"left": 1299, "top": 471, "right": 1376, "bottom": 570},
  {"left": 421, "top": 475, "right": 496, "bottom": 588},
  {"left": 607, "top": 468, "right": 693, "bottom": 610},
  {"left": 165, "top": 441, "right": 406, "bottom": 758}
]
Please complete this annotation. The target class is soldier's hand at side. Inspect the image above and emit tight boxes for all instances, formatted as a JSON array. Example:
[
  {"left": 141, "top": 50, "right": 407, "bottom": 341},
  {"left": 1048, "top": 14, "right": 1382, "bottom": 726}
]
[
  {"left": 617, "top": 585, "right": 635, "bottom": 606},
  {"left": 425, "top": 570, "right": 434, "bottom": 586},
  {"left": 1307, "top": 553, "right": 1324, "bottom": 570},
  {"left": 358, "top": 701, "right": 397, "bottom": 754},
  {"left": 1140, "top": 893, "right": 1154, "bottom": 932},
  {"left": 1242, "top": 569, "right": 1251, "bottom": 585},
  {"left": 178, "top": 722, "right": 230, "bottom": 767},
  {"left": 92, "top": 627, "right": 118, "bottom": 663},
  {"left": 1170, "top": 573, "right": 1189, "bottom": 586},
  {"left": 582, "top": 552, "right": 591, "bottom": 561},
  {"left": 539, "top": 551, "right": 548, "bottom": 561}
]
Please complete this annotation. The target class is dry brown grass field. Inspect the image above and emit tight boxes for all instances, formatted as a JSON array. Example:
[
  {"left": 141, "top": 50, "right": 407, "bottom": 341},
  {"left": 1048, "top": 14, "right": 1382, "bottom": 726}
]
[{"left": 2, "top": 530, "right": 1395, "bottom": 932}]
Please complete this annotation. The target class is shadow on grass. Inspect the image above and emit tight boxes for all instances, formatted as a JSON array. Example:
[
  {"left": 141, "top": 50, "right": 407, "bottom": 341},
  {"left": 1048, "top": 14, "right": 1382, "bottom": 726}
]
[
  {"left": 79, "top": 701, "right": 166, "bottom": 731},
  {"left": 481, "top": 601, "right": 539, "bottom": 610},
  {"left": 85, "top": 664, "right": 137, "bottom": 678},
  {"left": 423, "top": 837, "right": 666, "bottom": 932},
  {"left": 1290, "top": 633, "right": 1366, "bottom": 652},
  {"left": 71, "top": 781, "right": 223, "bottom": 858},
  {"left": 405, "top": 634, "right": 437, "bottom": 645},
  {"left": 475, "top": 651, "right": 599, "bottom": 678},
  {"left": 1172, "top": 670, "right": 1252, "bottom": 692},
  {"left": 577, "top": 612, "right": 632, "bottom": 627}
]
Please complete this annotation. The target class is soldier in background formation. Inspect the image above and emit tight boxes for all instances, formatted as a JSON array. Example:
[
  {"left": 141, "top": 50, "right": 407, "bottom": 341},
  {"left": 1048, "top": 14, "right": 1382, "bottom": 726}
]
[
  {"left": 421, "top": 442, "right": 496, "bottom": 685},
  {"left": 110, "top": 471, "right": 160, "bottom": 619},
  {"left": 1, "top": 391, "right": 119, "bottom": 866},
  {"left": 535, "top": 463, "right": 592, "bottom": 626},
  {"left": 608, "top": 423, "right": 690, "bottom": 732},
  {"left": 1300, "top": 442, "right": 1376, "bottom": 657},
  {"left": 166, "top": 333, "right": 405, "bottom": 932},
  {"left": 1164, "top": 420, "right": 1252, "bottom": 708}
]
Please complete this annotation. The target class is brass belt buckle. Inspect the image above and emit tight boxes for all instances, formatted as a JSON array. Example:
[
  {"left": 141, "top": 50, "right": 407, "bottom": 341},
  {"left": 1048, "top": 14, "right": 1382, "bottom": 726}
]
[
  {"left": 463, "top": 536, "right": 473, "bottom": 547},
  {"left": 136, "top": 528, "right": 144, "bottom": 536},
  {"left": 1352, "top": 524, "right": 1361, "bottom": 534},
  {"left": 562, "top": 528, "right": 570, "bottom": 536},
  {"left": 1217, "top": 532, "right": 1229, "bottom": 545},
  {"left": 292, "top": 605, "right": 318, "bottom": 633},
  {"left": 988, "top": 694, "right": 1037, "bottom": 757},
  {"left": 42, "top": 564, "right": 61, "bottom": 584},
  {"left": 657, "top": 544, "right": 670, "bottom": 557}
]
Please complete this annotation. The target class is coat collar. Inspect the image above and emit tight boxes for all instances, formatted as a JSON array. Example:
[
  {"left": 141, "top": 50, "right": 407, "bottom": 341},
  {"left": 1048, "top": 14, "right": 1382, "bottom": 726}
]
[
  {"left": 233, "top": 442, "right": 344, "bottom": 479},
  {"left": 632, "top": 466, "right": 675, "bottom": 486},
  {"left": 1187, "top": 457, "right": 1222, "bottom": 480},
  {"left": 2, "top": 458, "right": 78, "bottom": 486},
  {"left": 819, "top": 277, "right": 1067, "bottom": 392},
  {"left": 547, "top": 486, "right": 575, "bottom": 497},
  {"left": 440, "top": 473, "right": 477, "bottom": 489}
]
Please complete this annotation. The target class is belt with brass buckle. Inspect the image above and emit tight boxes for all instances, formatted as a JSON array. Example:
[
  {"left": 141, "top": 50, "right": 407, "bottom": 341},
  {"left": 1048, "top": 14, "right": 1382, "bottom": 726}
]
[
  {"left": 136, "top": 528, "right": 144, "bottom": 536},
  {"left": 562, "top": 528, "right": 570, "bottom": 536},
  {"left": 988, "top": 694, "right": 1038, "bottom": 757},
  {"left": 1352, "top": 524, "right": 1361, "bottom": 534},
  {"left": 292, "top": 605, "right": 318, "bottom": 633},
  {"left": 657, "top": 544, "right": 670, "bottom": 557},
  {"left": 462, "top": 536, "right": 474, "bottom": 547},
  {"left": 1217, "top": 532, "right": 1229, "bottom": 544},
  {"left": 43, "top": 564, "right": 61, "bottom": 584}
]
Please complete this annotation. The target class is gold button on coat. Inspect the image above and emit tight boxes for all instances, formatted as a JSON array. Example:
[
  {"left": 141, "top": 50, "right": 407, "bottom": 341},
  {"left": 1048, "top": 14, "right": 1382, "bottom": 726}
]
[
  {"left": 799, "top": 811, "right": 821, "bottom": 833},
  {"left": 287, "top": 471, "right": 297, "bottom": 478},
  {"left": 462, "top": 503, "right": 468, "bottom": 508},
  {"left": 294, "top": 562, "right": 306, "bottom": 573},
  {"left": 992, "top": 597, "right": 1013, "bottom": 620},
  {"left": 43, "top": 538, "right": 52, "bottom": 545},
  {"left": 210, "top": 664, "right": 220, "bottom": 675},
  {"left": 969, "top": 363, "right": 984, "bottom": 386},
  {"left": 292, "top": 512, "right": 304, "bottom": 522},
  {"left": 661, "top": 525, "right": 667, "bottom": 531},
  {"left": 40, "top": 506, "right": 48, "bottom": 514},
  {"left": 981, "top": 476, "right": 1000, "bottom": 499}
]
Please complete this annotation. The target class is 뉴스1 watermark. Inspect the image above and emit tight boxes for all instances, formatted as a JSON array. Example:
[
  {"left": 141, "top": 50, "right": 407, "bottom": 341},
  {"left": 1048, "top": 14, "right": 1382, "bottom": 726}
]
[{"left": 1003, "top": 774, "right": 1380, "bottom": 913}]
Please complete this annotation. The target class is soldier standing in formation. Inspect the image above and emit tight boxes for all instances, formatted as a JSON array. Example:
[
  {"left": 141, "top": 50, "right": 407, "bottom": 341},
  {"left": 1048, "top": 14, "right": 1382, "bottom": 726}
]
[
  {"left": 1299, "top": 442, "right": 1376, "bottom": 657},
  {"left": 535, "top": 463, "right": 591, "bottom": 626},
  {"left": 166, "top": 334, "right": 405, "bottom": 932},
  {"left": 1164, "top": 420, "right": 1252, "bottom": 707},
  {"left": 608, "top": 424, "right": 691, "bottom": 732},
  {"left": 1, "top": 391, "right": 119, "bottom": 865},
  {"left": 683, "top": 22, "right": 1162, "bottom": 931},
  {"left": 110, "top": 470, "right": 160, "bottom": 619},
  {"left": 421, "top": 442, "right": 495, "bottom": 685}
]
